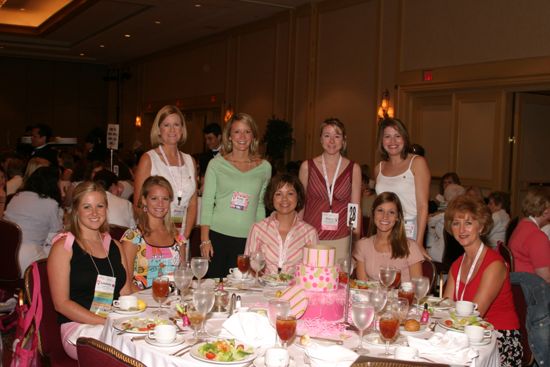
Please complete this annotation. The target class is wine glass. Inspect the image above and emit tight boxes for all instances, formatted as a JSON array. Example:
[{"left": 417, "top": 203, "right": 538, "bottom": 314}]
[
  {"left": 191, "top": 257, "right": 209, "bottom": 288},
  {"left": 174, "top": 267, "right": 194, "bottom": 297},
  {"left": 152, "top": 276, "right": 169, "bottom": 316},
  {"left": 250, "top": 251, "right": 266, "bottom": 285},
  {"left": 237, "top": 254, "right": 250, "bottom": 288},
  {"left": 337, "top": 258, "right": 351, "bottom": 285},
  {"left": 379, "top": 310, "right": 400, "bottom": 356},
  {"left": 369, "top": 287, "right": 388, "bottom": 332},
  {"left": 268, "top": 299, "right": 290, "bottom": 346},
  {"left": 411, "top": 276, "right": 430, "bottom": 307},
  {"left": 187, "top": 308, "right": 205, "bottom": 343},
  {"left": 193, "top": 287, "right": 215, "bottom": 339},
  {"left": 276, "top": 315, "right": 297, "bottom": 349},
  {"left": 398, "top": 282, "right": 415, "bottom": 308},
  {"left": 390, "top": 269, "right": 402, "bottom": 289},
  {"left": 390, "top": 297, "right": 410, "bottom": 325},
  {"left": 351, "top": 301, "right": 375, "bottom": 354},
  {"left": 379, "top": 266, "right": 397, "bottom": 290}
]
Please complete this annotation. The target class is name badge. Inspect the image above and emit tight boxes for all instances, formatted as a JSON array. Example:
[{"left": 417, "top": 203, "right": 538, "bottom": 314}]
[
  {"left": 321, "top": 212, "right": 339, "bottom": 231},
  {"left": 90, "top": 274, "right": 116, "bottom": 318},
  {"left": 171, "top": 204, "right": 185, "bottom": 225},
  {"left": 404, "top": 221, "right": 415, "bottom": 239},
  {"left": 230, "top": 191, "right": 250, "bottom": 211}
]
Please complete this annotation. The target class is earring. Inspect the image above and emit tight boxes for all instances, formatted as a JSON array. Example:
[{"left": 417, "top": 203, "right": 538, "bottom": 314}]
[{"left": 143, "top": 205, "right": 147, "bottom": 213}]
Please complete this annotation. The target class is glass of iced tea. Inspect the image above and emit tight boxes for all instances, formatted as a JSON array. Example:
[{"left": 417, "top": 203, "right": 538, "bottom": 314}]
[
  {"left": 152, "top": 276, "right": 169, "bottom": 316},
  {"left": 398, "top": 281, "right": 415, "bottom": 308},
  {"left": 237, "top": 254, "right": 250, "bottom": 287},
  {"left": 379, "top": 311, "right": 400, "bottom": 356},
  {"left": 187, "top": 309, "right": 205, "bottom": 343},
  {"left": 276, "top": 315, "right": 297, "bottom": 349}
]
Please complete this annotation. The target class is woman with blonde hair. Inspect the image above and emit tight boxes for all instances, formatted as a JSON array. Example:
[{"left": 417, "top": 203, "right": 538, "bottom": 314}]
[
  {"left": 374, "top": 118, "right": 431, "bottom": 258},
  {"left": 299, "top": 118, "right": 362, "bottom": 261},
  {"left": 133, "top": 105, "right": 197, "bottom": 248},
  {"left": 200, "top": 113, "right": 271, "bottom": 278},
  {"left": 122, "top": 175, "right": 185, "bottom": 291},
  {"left": 48, "top": 181, "right": 131, "bottom": 359}
]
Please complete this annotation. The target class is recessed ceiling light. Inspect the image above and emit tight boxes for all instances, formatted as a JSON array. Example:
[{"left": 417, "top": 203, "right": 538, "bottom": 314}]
[
  {"left": 80, "top": 53, "right": 85, "bottom": 56},
  {"left": 99, "top": 44, "right": 105, "bottom": 48},
  {"left": 124, "top": 34, "right": 131, "bottom": 38},
  {"left": 154, "top": 20, "right": 161, "bottom": 24},
  {"left": 194, "top": 4, "right": 201, "bottom": 7},
  {"left": 19, "top": 8, "right": 25, "bottom": 11}
]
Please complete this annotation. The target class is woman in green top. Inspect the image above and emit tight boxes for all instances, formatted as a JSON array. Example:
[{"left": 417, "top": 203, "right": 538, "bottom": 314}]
[{"left": 200, "top": 113, "right": 271, "bottom": 278}]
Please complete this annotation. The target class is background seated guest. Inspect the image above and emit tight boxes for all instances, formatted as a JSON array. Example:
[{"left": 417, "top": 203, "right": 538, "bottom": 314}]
[
  {"left": 5, "top": 166, "right": 63, "bottom": 273},
  {"left": 198, "top": 122, "right": 222, "bottom": 191},
  {"left": 122, "top": 176, "right": 185, "bottom": 292},
  {"left": 486, "top": 191, "right": 511, "bottom": 247},
  {"left": 354, "top": 192, "right": 423, "bottom": 282},
  {"left": 23, "top": 156, "right": 50, "bottom": 183},
  {"left": 426, "top": 183, "right": 465, "bottom": 262},
  {"left": 464, "top": 185, "right": 484, "bottom": 202},
  {"left": 48, "top": 181, "right": 131, "bottom": 359},
  {"left": 434, "top": 172, "right": 461, "bottom": 210},
  {"left": 5, "top": 155, "right": 25, "bottom": 195},
  {"left": 443, "top": 195, "right": 522, "bottom": 366},
  {"left": 93, "top": 169, "right": 135, "bottom": 229},
  {"left": 30, "top": 123, "right": 58, "bottom": 166},
  {"left": 509, "top": 187, "right": 550, "bottom": 283},
  {"left": 245, "top": 174, "right": 318, "bottom": 275}
]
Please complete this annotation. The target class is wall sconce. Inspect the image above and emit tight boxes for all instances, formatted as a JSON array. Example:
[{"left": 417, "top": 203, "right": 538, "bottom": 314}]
[
  {"left": 377, "top": 89, "right": 395, "bottom": 119},
  {"left": 135, "top": 115, "right": 142, "bottom": 128},
  {"left": 224, "top": 104, "right": 234, "bottom": 123}
]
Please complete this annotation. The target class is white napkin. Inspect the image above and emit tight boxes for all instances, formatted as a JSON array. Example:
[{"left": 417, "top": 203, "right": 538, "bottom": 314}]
[
  {"left": 305, "top": 343, "right": 358, "bottom": 367},
  {"left": 218, "top": 312, "right": 276, "bottom": 348},
  {"left": 407, "top": 331, "right": 479, "bottom": 366},
  {"left": 0, "top": 298, "right": 16, "bottom": 313}
]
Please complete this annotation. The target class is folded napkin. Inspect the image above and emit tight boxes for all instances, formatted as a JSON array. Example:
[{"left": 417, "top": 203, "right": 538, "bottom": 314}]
[
  {"left": 218, "top": 312, "right": 276, "bottom": 348},
  {"left": 305, "top": 343, "right": 358, "bottom": 367},
  {"left": 407, "top": 331, "right": 479, "bottom": 366}
]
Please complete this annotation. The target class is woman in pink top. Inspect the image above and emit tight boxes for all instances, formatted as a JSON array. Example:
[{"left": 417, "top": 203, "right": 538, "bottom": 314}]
[
  {"left": 509, "top": 187, "right": 550, "bottom": 283},
  {"left": 245, "top": 174, "right": 318, "bottom": 275},
  {"left": 353, "top": 192, "right": 423, "bottom": 282}
]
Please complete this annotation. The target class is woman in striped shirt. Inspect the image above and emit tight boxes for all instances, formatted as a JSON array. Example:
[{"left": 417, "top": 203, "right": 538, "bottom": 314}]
[{"left": 245, "top": 174, "right": 318, "bottom": 275}]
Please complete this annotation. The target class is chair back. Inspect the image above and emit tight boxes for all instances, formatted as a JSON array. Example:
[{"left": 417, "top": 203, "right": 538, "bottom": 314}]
[
  {"left": 0, "top": 218, "right": 23, "bottom": 293},
  {"left": 511, "top": 284, "right": 534, "bottom": 366},
  {"left": 76, "top": 337, "right": 146, "bottom": 367},
  {"left": 505, "top": 216, "right": 520, "bottom": 245},
  {"left": 442, "top": 231, "right": 464, "bottom": 268},
  {"left": 497, "top": 242, "right": 514, "bottom": 272},
  {"left": 109, "top": 225, "right": 129, "bottom": 242},
  {"left": 24, "top": 259, "right": 78, "bottom": 366},
  {"left": 421, "top": 259, "right": 437, "bottom": 293}
]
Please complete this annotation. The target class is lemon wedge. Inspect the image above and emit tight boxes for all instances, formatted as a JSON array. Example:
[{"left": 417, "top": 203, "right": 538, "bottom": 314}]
[{"left": 137, "top": 299, "right": 147, "bottom": 311}]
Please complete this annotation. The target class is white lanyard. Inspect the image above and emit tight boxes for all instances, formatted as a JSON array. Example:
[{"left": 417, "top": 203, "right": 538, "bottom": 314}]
[
  {"left": 158, "top": 145, "right": 184, "bottom": 205},
  {"left": 528, "top": 216, "right": 539, "bottom": 228},
  {"left": 455, "top": 243, "right": 484, "bottom": 301},
  {"left": 321, "top": 154, "right": 342, "bottom": 211}
]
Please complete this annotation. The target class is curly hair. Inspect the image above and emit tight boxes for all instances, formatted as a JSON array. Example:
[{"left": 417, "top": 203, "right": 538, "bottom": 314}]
[
  {"left": 444, "top": 194, "right": 493, "bottom": 238},
  {"left": 521, "top": 186, "right": 550, "bottom": 217}
]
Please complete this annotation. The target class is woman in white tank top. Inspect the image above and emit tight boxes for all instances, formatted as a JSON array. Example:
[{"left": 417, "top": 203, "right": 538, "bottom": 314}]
[
  {"left": 374, "top": 118, "right": 431, "bottom": 259},
  {"left": 133, "top": 105, "right": 198, "bottom": 248}
]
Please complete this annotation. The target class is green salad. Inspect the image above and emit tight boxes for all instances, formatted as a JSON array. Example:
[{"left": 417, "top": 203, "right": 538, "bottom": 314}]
[{"left": 197, "top": 339, "right": 254, "bottom": 362}]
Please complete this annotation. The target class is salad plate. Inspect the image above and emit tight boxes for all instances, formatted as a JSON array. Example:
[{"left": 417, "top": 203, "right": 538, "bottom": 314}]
[
  {"left": 416, "top": 296, "right": 454, "bottom": 311},
  {"left": 259, "top": 273, "right": 294, "bottom": 287},
  {"left": 113, "top": 317, "right": 170, "bottom": 334},
  {"left": 437, "top": 317, "right": 493, "bottom": 333},
  {"left": 190, "top": 339, "right": 257, "bottom": 364}
]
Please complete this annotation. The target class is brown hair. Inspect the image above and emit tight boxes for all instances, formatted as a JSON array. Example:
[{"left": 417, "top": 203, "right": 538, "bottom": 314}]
[
  {"left": 264, "top": 174, "right": 306, "bottom": 212},
  {"left": 444, "top": 195, "right": 493, "bottom": 237},
  {"left": 69, "top": 181, "right": 109, "bottom": 241},
  {"left": 150, "top": 105, "right": 187, "bottom": 147},
  {"left": 521, "top": 186, "right": 550, "bottom": 217},
  {"left": 376, "top": 118, "right": 411, "bottom": 161},
  {"left": 369, "top": 192, "right": 410, "bottom": 259},
  {"left": 319, "top": 117, "right": 347, "bottom": 154},
  {"left": 222, "top": 112, "right": 260, "bottom": 156},
  {"left": 136, "top": 175, "right": 176, "bottom": 237}
]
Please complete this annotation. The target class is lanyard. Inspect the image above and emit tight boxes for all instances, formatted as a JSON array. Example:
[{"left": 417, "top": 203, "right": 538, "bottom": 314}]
[
  {"left": 321, "top": 154, "right": 342, "bottom": 211},
  {"left": 87, "top": 234, "right": 115, "bottom": 277},
  {"left": 455, "top": 243, "right": 484, "bottom": 301},
  {"left": 158, "top": 145, "right": 184, "bottom": 205}
]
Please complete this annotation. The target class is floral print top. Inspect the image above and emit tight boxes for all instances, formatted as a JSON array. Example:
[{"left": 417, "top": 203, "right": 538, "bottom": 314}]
[{"left": 122, "top": 227, "right": 183, "bottom": 289}]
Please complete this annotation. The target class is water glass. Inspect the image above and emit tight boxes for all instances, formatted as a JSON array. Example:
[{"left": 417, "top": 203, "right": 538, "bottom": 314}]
[
  {"left": 191, "top": 257, "right": 209, "bottom": 288},
  {"left": 411, "top": 276, "right": 430, "bottom": 306},
  {"left": 193, "top": 287, "right": 215, "bottom": 339},
  {"left": 250, "top": 251, "right": 266, "bottom": 285},
  {"left": 174, "top": 267, "right": 194, "bottom": 296},
  {"left": 268, "top": 299, "right": 290, "bottom": 346},
  {"left": 351, "top": 301, "right": 375, "bottom": 354},
  {"left": 379, "top": 266, "right": 397, "bottom": 289}
]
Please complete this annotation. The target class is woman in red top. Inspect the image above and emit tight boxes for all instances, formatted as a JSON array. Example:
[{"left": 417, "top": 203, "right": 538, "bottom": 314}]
[{"left": 443, "top": 195, "right": 522, "bottom": 367}]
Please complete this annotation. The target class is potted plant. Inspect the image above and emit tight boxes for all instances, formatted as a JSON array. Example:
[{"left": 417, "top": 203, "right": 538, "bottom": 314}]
[{"left": 262, "top": 117, "right": 294, "bottom": 173}]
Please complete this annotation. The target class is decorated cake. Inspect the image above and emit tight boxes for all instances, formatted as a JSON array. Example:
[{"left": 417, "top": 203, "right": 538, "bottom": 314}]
[{"left": 284, "top": 245, "right": 345, "bottom": 321}]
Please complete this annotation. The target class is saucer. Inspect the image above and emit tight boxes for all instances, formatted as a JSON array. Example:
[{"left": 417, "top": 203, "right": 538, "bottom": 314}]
[
  {"left": 253, "top": 356, "right": 296, "bottom": 367},
  {"left": 470, "top": 338, "right": 491, "bottom": 346},
  {"left": 145, "top": 334, "right": 186, "bottom": 347},
  {"left": 113, "top": 307, "right": 143, "bottom": 315},
  {"left": 451, "top": 308, "right": 480, "bottom": 317}
]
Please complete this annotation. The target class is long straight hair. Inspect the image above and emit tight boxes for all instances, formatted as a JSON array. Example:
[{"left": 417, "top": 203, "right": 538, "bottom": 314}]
[
  {"left": 69, "top": 181, "right": 109, "bottom": 242},
  {"left": 136, "top": 175, "right": 176, "bottom": 237},
  {"left": 368, "top": 192, "right": 410, "bottom": 259}
]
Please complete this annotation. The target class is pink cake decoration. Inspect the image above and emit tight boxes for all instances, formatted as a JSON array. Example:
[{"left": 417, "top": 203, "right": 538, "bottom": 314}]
[
  {"left": 279, "top": 284, "right": 308, "bottom": 319},
  {"left": 303, "top": 245, "right": 335, "bottom": 267},
  {"left": 298, "top": 264, "right": 338, "bottom": 292}
]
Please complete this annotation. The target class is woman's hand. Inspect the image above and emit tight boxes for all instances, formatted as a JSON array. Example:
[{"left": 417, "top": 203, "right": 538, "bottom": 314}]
[{"left": 200, "top": 241, "right": 214, "bottom": 259}]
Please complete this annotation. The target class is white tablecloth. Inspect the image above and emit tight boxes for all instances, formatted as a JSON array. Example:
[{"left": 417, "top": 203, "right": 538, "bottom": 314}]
[{"left": 99, "top": 288, "right": 500, "bottom": 367}]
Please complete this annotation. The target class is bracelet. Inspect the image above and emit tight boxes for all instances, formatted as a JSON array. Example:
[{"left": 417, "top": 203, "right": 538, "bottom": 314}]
[{"left": 200, "top": 240, "right": 211, "bottom": 247}]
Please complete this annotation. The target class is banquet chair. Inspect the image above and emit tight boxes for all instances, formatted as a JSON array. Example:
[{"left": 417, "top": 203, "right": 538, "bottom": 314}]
[
  {"left": 497, "top": 242, "right": 515, "bottom": 272},
  {"left": 0, "top": 218, "right": 23, "bottom": 293},
  {"left": 109, "top": 224, "right": 129, "bottom": 242},
  {"left": 510, "top": 284, "right": 535, "bottom": 366},
  {"left": 421, "top": 258, "right": 437, "bottom": 293},
  {"left": 24, "top": 259, "right": 78, "bottom": 367},
  {"left": 352, "top": 355, "right": 450, "bottom": 366},
  {"left": 76, "top": 337, "right": 146, "bottom": 367}
]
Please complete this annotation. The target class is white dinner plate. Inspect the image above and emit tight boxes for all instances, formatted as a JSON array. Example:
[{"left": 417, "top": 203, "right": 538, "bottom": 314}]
[
  {"left": 416, "top": 296, "right": 454, "bottom": 310},
  {"left": 189, "top": 342, "right": 258, "bottom": 364},
  {"left": 144, "top": 334, "right": 186, "bottom": 347},
  {"left": 399, "top": 324, "right": 428, "bottom": 336},
  {"left": 253, "top": 356, "right": 296, "bottom": 367},
  {"left": 113, "top": 317, "right": 171, "bottom": 334}
]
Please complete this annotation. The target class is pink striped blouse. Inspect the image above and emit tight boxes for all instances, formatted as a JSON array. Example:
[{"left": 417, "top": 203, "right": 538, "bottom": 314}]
[{"left": 245, "top": 212, "right": 319, "bottom": 275}]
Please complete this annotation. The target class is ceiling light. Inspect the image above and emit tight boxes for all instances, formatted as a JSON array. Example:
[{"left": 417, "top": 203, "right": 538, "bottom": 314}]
[
  {"left": 124, "top": 34, "right": 131, "bottom": 38},
  {"left": 194, "top": 4, "right": 202, "bottom": 7},
  {"left": 154, "top": 20, "right": 161, "bottom": 24},
  {"left": 80, "top": 53, "right": 85, "bottom": 56},
  {"left": 19, "top": 7, "right": 25, "bottom": 11},
  {"left": 99, "top": 44, "right": 105, "bottom": 48}
]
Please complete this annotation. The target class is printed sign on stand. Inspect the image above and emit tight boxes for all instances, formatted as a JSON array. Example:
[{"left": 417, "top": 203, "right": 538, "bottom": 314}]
[{"left": 106, "top": 124, "right": 119, "bottom": 150}]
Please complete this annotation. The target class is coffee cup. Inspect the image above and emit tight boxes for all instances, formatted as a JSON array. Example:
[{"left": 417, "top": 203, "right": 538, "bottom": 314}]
[
  {"left": 394, "top": 346, "right": 418, "bottom": 361},
  {"left": 148, "top": 324, "right": 177, "bottom": 344},
  {"left": 113, "top": 295, "right": 138, "bottom": 310},
  {"left": 229, "top": 268, "right": 246, "bottom": 280},
  {"left": 464, "top": 325, "right": 490, "bottom": 343},
  {"left": 455, "top": 300, "right": 478, "bottom": 316},
  {"left": 265, "top": 347, "right": 289, "bottom": 367}
]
